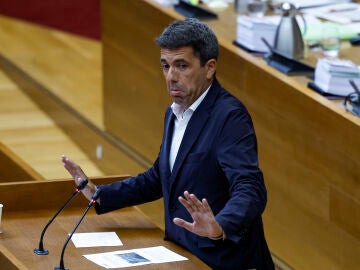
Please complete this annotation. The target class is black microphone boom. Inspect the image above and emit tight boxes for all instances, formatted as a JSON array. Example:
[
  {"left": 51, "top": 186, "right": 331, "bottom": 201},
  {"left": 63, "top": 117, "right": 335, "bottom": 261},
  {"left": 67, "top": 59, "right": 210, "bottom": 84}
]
[
  {"left": 55, "top": 188, "right": 102, "bottom": 270},
  {"left": 34, "top": 179, "right": 88, "bottom": 255}
]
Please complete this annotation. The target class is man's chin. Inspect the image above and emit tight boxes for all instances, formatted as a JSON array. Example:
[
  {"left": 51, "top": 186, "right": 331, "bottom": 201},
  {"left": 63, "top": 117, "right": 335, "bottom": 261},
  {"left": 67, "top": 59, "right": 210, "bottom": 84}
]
[
  {"left": 170, "top": 92, "right": 182, "bottom": 100},
  {"left": 171, "top": 97, "right": 185, "bottom": 106},
  {"left": 171, "top": 97, "right": 181, "bottom": 103}
]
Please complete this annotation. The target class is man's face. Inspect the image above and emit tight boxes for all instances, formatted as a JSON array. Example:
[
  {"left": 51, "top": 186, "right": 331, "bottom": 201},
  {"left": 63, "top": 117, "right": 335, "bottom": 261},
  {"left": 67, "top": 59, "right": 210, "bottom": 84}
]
[{"left": 160, "top": 46, "right": 216, "bottom": 109}]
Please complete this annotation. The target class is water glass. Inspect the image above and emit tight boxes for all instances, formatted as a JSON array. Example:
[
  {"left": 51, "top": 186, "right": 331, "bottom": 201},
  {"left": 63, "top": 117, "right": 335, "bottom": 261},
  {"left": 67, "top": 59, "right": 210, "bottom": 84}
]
[
  {"left": 234, "top": 0, "right": 247, "bottom": 14},
  {"left": 247, "top": 0, "right": 267, "bottom": 18},
  {"left": 320, "top": 24, "right": 341, "bottom": 58}
]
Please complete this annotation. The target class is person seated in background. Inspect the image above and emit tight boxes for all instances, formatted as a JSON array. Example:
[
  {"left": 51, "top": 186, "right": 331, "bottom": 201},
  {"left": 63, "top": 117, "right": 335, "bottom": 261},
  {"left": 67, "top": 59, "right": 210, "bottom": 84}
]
[{"left": 62, "top": 18, "right": 274, "bottom": 270}]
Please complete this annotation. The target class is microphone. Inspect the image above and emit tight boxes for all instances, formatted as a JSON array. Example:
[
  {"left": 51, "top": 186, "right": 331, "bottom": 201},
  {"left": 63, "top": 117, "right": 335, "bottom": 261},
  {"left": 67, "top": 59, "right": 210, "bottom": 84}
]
[
  {"left": 54, "top": 188, "right": 102, "bottom": 270},
  {"left": 34, "top": 179, "right": 88, "bottom": 255}
]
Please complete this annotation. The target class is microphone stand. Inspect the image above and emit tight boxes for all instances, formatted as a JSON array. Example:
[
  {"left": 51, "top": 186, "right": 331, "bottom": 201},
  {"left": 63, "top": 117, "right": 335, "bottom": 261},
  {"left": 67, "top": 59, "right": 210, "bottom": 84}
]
[
  {"left": 34, "top": 179, "right": 88, "bottom": 255},
  {"left": 54, "top": 188, "right": 102, "bottom": 270}
]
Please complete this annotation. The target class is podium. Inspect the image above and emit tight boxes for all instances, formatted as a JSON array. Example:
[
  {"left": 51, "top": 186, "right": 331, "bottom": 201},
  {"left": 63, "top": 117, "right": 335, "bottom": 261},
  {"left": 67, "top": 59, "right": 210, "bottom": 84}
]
[{"left": 0, "top": 177, "right": 210, "bottom": 269}]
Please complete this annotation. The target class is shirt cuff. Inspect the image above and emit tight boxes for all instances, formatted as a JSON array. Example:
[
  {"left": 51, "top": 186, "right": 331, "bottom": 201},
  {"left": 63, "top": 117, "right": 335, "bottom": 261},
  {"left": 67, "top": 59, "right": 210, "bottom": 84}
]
[{"left": 208, "top": 230, "right": 226, "bottom": 241}]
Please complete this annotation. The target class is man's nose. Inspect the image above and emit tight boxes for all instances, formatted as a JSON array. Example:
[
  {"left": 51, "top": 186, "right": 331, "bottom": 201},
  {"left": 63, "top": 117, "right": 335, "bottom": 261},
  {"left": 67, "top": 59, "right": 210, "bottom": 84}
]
[{"left": 167, "top": 66, "right": 178, "bottom": 82}]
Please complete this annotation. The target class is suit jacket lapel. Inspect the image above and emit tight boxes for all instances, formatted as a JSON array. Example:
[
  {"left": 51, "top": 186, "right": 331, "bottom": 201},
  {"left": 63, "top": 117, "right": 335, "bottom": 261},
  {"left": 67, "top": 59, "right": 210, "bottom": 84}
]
[
  {"left": 169, "top": 80, "right": 221, "bottom": 183},
  {"left": 163, "top": 108, "right": 175, "bottom": 178}
]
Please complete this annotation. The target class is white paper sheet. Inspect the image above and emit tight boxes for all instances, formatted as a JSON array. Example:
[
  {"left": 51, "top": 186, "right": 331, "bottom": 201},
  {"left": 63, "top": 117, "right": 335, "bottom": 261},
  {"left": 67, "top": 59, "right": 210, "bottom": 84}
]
[
  {"left": 302, "top": 3, "right": 360, "bottom": 24},
  {"left": 83, "top": 246, "right": 188, "bottom": 268},
  {"left": 71, "top": 232, "right": 123, "bottom": 248},
  {"left": 270, "top": 0, "right": 351, "bottom": 9}
]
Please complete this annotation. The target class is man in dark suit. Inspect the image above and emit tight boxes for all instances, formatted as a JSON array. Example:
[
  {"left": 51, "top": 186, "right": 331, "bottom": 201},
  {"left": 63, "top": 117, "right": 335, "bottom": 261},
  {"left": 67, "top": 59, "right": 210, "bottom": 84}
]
[{"left": 62, "top": 18, "right": 274, "bottom": 269}]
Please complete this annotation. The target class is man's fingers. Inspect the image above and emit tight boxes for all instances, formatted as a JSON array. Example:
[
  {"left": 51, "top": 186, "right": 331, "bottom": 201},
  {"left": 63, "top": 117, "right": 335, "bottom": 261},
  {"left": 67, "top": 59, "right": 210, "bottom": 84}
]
[
  {"left": 184, "top": 192, "right": 209, "bottom": 213},
  {"left": 173, "top": 218, "right": 193, "bottom": 231},
  {"left": 173, "top": 217, "right": 185, "bottom": 226},
  {"left": 62, "top": 155, "right": 87, "bottom": 178},
  {"left": 202, "top": 198, "right": 213, "bottom": 214},
  {"left": 178, "top": 191, "right": 214, "bottom": 215},
  {"left": 189, "top": 194, "right": 207, "bottom": 212},
  {"left": 184, "top": 191, "right": 201, "bottom": 206},
  {"left": 178, "top": 196, "right": 197, "bottom": 213}
]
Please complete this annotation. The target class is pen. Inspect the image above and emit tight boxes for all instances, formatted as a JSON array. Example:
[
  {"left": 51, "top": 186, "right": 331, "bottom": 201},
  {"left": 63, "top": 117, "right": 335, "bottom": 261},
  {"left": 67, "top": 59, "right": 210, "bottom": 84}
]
[
  {"left": 349, "top": 80, "right": 360, "bottom": 94},
  {"left": 329, "top": 7, "right": 358, "bottom": 13}
]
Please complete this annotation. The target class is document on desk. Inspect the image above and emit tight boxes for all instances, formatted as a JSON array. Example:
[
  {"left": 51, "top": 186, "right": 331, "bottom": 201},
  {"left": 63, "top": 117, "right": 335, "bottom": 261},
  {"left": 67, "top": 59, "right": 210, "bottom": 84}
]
[
  {"left": 71, "top": 232, "right": 123, "bottom": 248},
  {"left": 271, "top": 0, "right": 351, "bottom": 9},
  {"left": 83, "top": 246, "right": 188, "bottom": 268},
  {"left": 302, "top": 3, "right": 360, "bottom": 24}
]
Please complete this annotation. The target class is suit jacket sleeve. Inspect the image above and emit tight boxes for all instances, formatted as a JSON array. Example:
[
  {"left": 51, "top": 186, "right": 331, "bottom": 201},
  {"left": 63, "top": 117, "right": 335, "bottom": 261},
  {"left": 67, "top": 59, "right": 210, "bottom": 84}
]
[
  {"left": 94, "top": 158, "right": 163, "bottom": 214},
  {"left": 215, "top": 108, "right": 267, "bottom": 244}
]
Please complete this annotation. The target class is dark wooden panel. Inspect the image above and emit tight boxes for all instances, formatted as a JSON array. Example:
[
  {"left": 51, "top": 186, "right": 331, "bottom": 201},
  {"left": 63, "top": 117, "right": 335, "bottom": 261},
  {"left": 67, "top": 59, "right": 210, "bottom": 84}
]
[{"left": 0, "top": 176, "right": 126, "bottom": 211}]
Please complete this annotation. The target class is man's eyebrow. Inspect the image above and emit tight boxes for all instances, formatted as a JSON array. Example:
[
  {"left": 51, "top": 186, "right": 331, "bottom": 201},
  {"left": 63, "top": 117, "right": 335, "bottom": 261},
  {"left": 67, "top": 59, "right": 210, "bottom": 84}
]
[{"left": 160, "top": 58, "right": 187, "bottom": 63}]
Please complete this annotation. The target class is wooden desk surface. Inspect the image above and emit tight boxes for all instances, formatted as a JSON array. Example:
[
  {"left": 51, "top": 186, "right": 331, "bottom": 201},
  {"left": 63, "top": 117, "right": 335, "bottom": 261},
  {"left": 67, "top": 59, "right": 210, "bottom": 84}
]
[{"left": 0, "top": 178, "right": 209, "bottom": 270}]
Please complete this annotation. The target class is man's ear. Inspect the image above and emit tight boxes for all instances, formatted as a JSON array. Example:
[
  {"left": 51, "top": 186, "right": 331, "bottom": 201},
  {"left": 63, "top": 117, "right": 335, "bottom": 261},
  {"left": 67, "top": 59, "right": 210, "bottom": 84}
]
[{"left": 205, "top": 59, "right": 217, "bottom": 79}]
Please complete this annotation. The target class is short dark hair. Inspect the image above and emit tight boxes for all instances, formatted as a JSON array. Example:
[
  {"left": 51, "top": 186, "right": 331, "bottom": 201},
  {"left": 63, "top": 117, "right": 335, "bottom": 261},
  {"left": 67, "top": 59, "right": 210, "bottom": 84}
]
[{"left": 155, "top": 18, "right": 219, "bottom": 66}]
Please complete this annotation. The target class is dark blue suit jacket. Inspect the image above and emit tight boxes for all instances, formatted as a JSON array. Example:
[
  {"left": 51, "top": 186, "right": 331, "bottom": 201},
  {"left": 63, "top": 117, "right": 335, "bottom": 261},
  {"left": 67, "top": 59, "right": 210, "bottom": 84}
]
[{"left": 96, "top": 79, "right": 274, "bottom": 269}]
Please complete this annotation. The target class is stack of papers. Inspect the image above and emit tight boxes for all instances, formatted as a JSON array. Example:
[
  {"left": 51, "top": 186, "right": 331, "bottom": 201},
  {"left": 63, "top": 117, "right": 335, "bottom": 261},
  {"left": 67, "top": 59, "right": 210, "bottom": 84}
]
[
  {"left": 302, "top": 2, "right": 360, "bottom": 24},
  {"left": 236, "top": 16, "right": 278, "bottom": 53},
  {"left": 235, "top": 14, "right": 358, "bottom": 54},
  {"left": 270, "top": 0, "right": 351, "bottom": 9},
  {"left": 314, "top": 58, "right": 360, "bottom": 96}
]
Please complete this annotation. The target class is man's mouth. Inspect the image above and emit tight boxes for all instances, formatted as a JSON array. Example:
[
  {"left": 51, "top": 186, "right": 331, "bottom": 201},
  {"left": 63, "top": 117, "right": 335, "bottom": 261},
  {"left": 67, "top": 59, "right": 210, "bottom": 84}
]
[{"left": 170, "top": 88, "right": 182, "bottom": 95}]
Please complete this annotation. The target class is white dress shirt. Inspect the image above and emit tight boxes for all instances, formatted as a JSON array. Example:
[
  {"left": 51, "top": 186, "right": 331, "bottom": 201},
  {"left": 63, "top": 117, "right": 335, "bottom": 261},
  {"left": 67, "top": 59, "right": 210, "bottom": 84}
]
[{"left": 169, "top": 86, "right": 210, "bottom": 171}]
